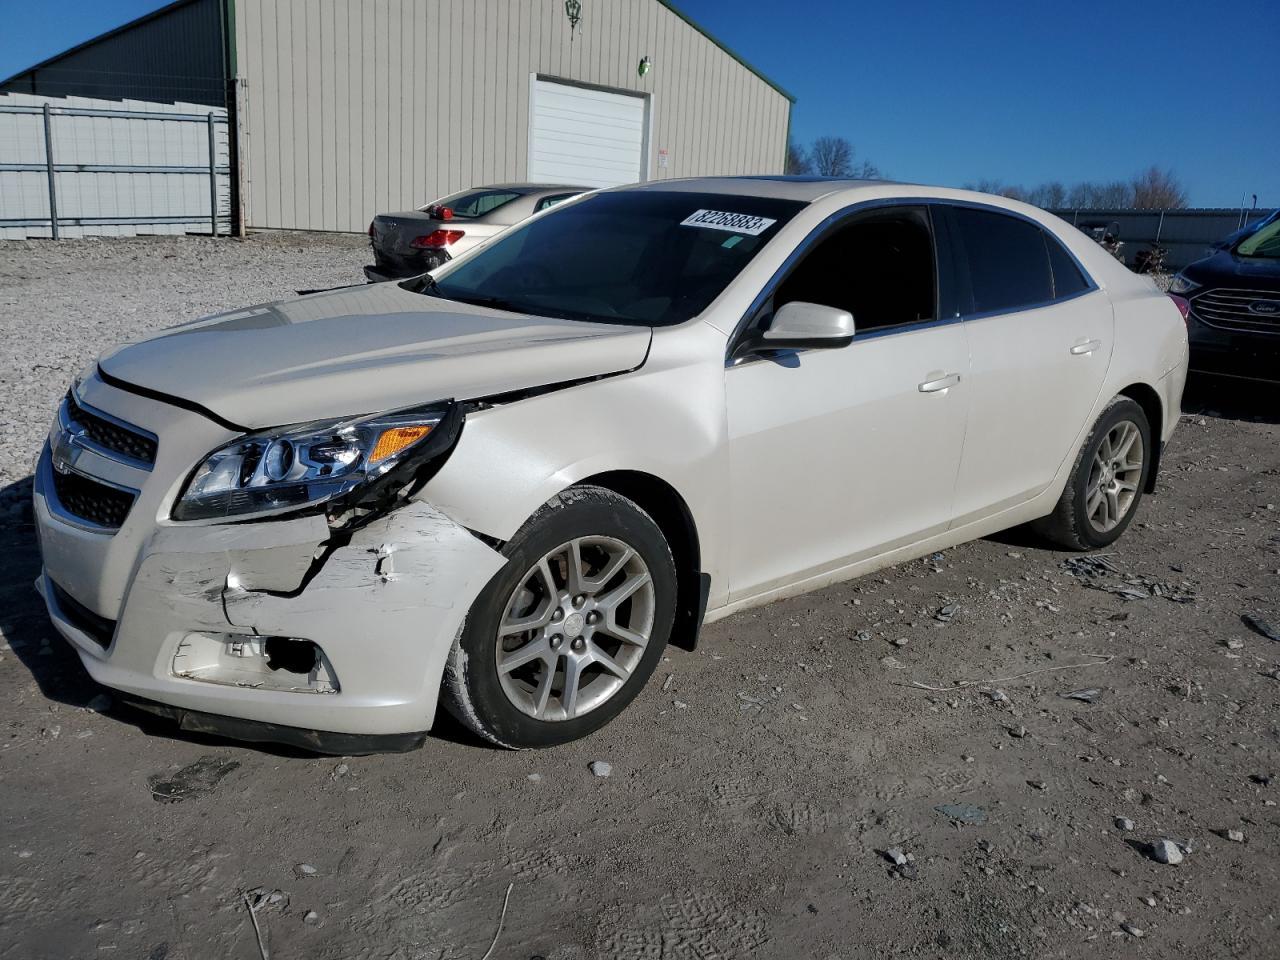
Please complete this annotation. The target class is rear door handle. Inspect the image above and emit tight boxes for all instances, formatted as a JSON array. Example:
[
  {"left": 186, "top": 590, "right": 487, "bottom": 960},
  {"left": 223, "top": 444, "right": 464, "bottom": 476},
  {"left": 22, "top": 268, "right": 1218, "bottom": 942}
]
[
  {"left": 918, "top": 373, "right": 961, "bottom": 393},
  {"left": 1070, "top": 338, "right": 1103, "bottom": 356}
]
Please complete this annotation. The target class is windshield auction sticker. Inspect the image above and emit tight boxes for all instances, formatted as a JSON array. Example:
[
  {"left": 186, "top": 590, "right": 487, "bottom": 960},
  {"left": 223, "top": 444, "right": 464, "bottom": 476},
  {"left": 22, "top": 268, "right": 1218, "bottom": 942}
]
[{"left": 680, "top": 209, "right": 777, "bottom": 236}]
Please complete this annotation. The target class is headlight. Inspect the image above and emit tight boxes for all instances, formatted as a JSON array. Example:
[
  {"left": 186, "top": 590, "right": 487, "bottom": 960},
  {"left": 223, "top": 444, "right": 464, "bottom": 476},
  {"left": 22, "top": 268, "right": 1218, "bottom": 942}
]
[
  {"left": 1168, "top": 274, "right": 1201, "bottom": 295},
  {"left": 173, "top": 403, "right": 457, "bottom": 522}
]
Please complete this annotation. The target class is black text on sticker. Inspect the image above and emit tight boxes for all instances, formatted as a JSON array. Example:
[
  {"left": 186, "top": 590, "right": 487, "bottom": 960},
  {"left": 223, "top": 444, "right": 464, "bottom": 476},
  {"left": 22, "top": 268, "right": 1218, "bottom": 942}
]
[{"left": 680, "top": 209, "right": 777, "bottom": 236}]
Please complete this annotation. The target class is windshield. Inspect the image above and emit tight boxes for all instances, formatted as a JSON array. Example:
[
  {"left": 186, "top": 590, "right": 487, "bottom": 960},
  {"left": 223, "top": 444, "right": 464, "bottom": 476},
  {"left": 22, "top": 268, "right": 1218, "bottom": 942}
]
[
  {"left": 1237, "top": 219, "right": 1280, "bottom": 259},
  {"left": 428, "top": 188, "right": 523, "bottom": 219},
  {"left": 418, "top": 191, "right": 805, "bottom": 326}
]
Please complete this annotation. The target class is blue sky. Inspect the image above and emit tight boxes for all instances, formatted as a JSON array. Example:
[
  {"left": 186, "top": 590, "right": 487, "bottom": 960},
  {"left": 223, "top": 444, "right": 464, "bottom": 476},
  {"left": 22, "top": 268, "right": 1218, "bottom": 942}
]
[{"left": 2, "top": 0, "right": 1275, "bottom": 208}]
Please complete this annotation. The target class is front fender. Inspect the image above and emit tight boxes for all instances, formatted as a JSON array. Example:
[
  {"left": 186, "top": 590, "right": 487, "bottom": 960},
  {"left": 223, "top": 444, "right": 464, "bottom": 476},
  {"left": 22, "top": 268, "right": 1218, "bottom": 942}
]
[{"left": 420, "top": 321, "right": 731, "bottom": 606}]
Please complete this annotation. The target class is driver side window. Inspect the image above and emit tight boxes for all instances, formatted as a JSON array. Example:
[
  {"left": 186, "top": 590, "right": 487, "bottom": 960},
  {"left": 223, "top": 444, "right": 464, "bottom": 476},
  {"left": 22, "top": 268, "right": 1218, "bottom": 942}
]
[{"left": 771, "top": 206, "right": 937, "bottom": 334}]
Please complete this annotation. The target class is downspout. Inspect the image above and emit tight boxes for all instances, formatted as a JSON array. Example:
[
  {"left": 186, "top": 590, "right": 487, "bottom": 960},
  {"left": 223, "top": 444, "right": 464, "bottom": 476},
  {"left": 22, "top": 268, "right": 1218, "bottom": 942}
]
[{"left": 219, "top": 0, "right": 246, "bottom": 236}]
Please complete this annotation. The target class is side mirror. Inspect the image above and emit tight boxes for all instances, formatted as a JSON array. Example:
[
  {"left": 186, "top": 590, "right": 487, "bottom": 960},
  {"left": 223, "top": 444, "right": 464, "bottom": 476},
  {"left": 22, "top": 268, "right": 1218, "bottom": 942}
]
[{"left": 735, "top": 301, "right": 856, "bottom": 359}]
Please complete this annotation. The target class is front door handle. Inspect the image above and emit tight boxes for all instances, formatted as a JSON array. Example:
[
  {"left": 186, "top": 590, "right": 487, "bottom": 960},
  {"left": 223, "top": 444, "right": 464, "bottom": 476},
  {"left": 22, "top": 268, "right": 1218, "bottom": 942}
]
[
  {"left": 918, "top": 373, "right": 961, "bottom": 393},
  {"left": 1070, "top": 338, "right": 1103, "bottom": 356}
]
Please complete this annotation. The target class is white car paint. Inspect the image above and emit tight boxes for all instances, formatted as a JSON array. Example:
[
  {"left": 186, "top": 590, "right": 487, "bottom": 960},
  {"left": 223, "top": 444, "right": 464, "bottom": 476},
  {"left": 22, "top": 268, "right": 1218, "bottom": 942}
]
[{"left": 33, "top": 177, "right": 1188, "bottom": 745}]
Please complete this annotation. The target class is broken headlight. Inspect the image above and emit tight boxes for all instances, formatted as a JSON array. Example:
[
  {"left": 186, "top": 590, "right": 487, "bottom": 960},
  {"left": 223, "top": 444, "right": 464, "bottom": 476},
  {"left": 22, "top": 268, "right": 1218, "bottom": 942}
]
[{"left": 173, "top": 403, "right": 456, "bottom": 522}]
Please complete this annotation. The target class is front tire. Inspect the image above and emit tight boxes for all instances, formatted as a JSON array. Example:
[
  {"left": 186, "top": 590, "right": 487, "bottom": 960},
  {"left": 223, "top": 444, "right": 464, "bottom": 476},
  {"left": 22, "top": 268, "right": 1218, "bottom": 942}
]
[
  {"left": 441, "top": 486, "right": 677, "bottom": 748},
  {"left": 1034, "top": 396, "right": 1151, "bottom": 551}
]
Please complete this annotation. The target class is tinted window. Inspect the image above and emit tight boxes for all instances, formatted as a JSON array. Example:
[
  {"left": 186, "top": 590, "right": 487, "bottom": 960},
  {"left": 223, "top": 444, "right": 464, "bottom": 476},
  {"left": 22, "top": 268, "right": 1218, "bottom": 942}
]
[
  {"left": 535, "top": 192, "right": 579, "bottom": 212},
  {"left": 422, "top": 191, "right": 804, "bottom": 326},
  {"left": 951, "top": 207, "right": 1052, "bottom": 314},
  {"left": 772, "top": 207, "right": 935, "bottom": 332},
  {"left": 435, "top": 188, "right": 522, "bottom": 219},
  {"left": 1045, "top": 234, "right": 1091, "bottom": 298}
]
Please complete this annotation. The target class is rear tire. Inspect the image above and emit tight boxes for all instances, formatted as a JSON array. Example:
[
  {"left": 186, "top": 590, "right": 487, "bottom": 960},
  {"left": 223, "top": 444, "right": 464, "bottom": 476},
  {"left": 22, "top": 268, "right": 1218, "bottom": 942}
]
[
  {"left": 441, "top": 485, "right": 676, "bottom": 748},
  {"left": 1033, "top": 396, "right": 1151, "bottom": 551}
]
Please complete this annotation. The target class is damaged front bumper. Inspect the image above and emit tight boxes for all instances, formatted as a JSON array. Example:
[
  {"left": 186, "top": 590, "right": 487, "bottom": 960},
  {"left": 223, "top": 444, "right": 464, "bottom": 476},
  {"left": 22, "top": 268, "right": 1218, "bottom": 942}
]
[{"left": 33, "top": 383, "right": 505, "bottom": 751}]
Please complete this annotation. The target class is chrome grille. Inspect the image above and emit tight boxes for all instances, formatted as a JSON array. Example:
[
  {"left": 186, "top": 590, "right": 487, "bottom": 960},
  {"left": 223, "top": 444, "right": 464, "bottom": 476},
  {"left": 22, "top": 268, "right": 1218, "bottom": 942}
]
[
  {"left": 64, "top": 393, "right": 158, "bottom": 465},
  {"left": 1190, "top": 288, "right": 1280, "bottom": 334}
]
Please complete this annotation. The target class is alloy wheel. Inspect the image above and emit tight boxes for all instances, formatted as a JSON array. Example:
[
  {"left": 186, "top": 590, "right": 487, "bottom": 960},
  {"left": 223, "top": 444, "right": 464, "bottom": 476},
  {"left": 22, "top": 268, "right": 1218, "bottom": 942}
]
[
  {"left": 495, "top": 536, "right": 655, "bottom": 721},
  {"left": 1085, "top": 420, "right": 1144, "bottom": 533}
]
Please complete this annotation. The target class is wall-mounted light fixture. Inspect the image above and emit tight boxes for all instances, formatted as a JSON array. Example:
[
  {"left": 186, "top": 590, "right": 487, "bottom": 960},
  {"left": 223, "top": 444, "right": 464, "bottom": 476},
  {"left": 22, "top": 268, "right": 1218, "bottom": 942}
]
[
  {"left": 565, "top": 0, "right": 582, "bottom": 40},
  {"left": 638, "top": 55, "right": 652, "bottom": 78}
]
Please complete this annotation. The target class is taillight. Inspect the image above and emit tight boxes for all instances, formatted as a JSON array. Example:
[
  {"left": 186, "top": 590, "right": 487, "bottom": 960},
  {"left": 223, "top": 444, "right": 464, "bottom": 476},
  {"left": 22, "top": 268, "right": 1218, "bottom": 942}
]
[
  {"left": 411, "top": 229, "right": 464, "bottom": 249},
  {"left": 368, "top": 221, "right": 375, "bottom": 238},
  {"left": 1169, "top": 294, "right": 1190, "bottom": 323},
  {"left": 426, "top": 205, "right": 455, "bottom": 221}
]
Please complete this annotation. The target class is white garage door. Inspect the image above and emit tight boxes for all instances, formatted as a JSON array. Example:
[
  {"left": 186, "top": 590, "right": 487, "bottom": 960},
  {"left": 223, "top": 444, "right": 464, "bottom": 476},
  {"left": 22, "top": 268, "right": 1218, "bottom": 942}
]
[{"left": 528, "top": 79, "right": 647, "bottom": 188}]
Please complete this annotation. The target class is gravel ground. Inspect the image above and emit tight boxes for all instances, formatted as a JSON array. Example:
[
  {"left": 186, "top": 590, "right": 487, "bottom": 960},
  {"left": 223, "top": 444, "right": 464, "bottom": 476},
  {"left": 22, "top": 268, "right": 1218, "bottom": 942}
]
[{"left": 2, "top": 235, "right": 1279, "bottom": 960}]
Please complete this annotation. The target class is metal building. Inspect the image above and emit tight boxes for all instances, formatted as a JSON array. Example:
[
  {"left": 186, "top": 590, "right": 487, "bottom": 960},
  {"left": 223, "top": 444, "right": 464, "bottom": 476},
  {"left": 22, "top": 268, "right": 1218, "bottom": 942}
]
[{"left": 2, "top": 0, "right": 793, "bottom": 234}]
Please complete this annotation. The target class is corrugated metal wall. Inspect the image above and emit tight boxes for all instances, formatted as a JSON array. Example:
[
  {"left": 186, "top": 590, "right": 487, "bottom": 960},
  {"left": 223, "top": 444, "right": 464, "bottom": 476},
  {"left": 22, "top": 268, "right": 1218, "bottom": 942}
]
[
  {"left": 0, "top": 0, "right": 228, "bottom": 108},
  {"left": 233, "top": 0, "right": 792, "bottom": 232}
]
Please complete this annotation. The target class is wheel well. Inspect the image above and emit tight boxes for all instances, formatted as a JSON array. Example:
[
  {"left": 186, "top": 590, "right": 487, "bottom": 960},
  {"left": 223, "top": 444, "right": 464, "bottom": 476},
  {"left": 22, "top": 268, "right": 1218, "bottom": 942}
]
[
  {"left": 1119, "top": 383, "right": 1163, "bottom": 493},
  {"left": 579, "top": 470, "right": 706, "bottom": 651}
]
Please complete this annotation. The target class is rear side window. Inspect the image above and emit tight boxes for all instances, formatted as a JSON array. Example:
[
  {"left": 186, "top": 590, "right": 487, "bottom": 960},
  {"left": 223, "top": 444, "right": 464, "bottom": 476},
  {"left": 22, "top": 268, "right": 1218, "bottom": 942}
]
[
  {"left": 535, "top": 192, "right": 579, "bottom": 212},
  {"left": 433, "top": 188, "right": 522, "bottom": 219},
  {"left": 951, "top": 207, "right": 1053, "bottom": 314},
  {"left": 1045, "top": 234, "right": 1091, "bottom": 298}
]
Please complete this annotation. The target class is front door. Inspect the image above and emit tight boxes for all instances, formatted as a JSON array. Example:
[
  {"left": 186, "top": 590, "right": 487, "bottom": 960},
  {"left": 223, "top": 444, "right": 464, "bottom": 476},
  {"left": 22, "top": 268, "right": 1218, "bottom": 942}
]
[{"left": 725, "top": 205, "right": 971, "bottom": 602}]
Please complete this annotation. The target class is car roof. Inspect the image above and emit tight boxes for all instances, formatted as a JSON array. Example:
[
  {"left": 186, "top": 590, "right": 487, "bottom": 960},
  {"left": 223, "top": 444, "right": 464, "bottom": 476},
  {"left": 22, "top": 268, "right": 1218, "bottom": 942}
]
[
  {"left": 472, "top": 183, "right": 589, "bottom": 195},
  {"left": 612, "top": 175, "right": 1087, "bottom": 223},
  {"left": 615, "top": 175, "right": 901, "bottom": 202}
]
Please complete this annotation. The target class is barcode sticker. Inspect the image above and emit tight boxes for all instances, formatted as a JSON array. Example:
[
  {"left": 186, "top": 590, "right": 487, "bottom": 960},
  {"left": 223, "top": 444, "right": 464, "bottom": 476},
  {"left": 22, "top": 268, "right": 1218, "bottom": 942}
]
[{"left": 680, "top": 209, "right": 777, "bottom": 236}]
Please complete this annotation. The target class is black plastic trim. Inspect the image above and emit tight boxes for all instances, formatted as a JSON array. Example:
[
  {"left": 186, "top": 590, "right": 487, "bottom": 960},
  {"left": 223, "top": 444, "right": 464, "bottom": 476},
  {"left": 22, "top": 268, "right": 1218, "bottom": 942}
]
[
  {"left": 117, "top": 694, "right": 427, "bottom": 755},
  {"left": 669, "top": 571, "right": 712, "bottom": 653}
]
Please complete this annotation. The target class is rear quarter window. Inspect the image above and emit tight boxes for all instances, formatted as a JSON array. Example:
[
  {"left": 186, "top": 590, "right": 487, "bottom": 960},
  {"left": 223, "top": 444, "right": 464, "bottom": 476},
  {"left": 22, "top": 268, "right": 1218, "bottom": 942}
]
[
  {"left": 436, "top": 189, "right": 522, "bottom": 219},
  {"left": 1045, "top": 233, "right": 1092, "bottom": 299},
  {"left": 951, "top": 206, "right": 1053, "bottom": 314}
]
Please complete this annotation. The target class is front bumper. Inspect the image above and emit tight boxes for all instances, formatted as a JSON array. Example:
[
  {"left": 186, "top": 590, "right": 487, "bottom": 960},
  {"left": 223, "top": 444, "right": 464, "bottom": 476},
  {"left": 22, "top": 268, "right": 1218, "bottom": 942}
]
[
  {"left": 1187, "top": 313, "right": 1280, "bottom": 383},
  {"left": 34, "top": 378, "right": 505, "bottom": 747}
]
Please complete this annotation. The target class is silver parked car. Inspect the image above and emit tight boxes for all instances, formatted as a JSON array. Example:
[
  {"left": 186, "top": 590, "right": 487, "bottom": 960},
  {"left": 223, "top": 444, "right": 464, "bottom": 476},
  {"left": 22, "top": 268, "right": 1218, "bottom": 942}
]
[{"left": 365, "top": 183, "right": 587, "bottom": 281}]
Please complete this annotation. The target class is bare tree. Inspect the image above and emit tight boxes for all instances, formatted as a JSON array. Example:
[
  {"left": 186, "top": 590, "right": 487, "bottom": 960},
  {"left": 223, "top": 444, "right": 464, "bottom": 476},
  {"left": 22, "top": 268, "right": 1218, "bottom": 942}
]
[
  {"left": 851, "top": 158, "right": 882, "bottom": 179},
  {"left": 785, "top": 138, "right": 812, "bottom": 175},
  {"left": 810, "top": 136, "right": 854, "bottom": 177},
  {"left": 964, "top": 179, "right": 1028, "bottom": 201},
  {"left": 1066, "top": 180, "right": 1133, "bottom": 209},
  {"left": 1026, "top": 181, "right": 1067, "bottom": 209},
  {"left": 1130, "top": 166, "right": 1188, "bottom": 209}
]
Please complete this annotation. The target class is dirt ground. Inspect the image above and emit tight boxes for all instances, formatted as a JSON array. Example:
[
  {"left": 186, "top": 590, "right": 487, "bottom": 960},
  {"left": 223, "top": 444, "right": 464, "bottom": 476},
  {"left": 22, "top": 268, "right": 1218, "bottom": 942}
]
[{"left": 1, "top": 234, "right": 1278, "bottom": 960}]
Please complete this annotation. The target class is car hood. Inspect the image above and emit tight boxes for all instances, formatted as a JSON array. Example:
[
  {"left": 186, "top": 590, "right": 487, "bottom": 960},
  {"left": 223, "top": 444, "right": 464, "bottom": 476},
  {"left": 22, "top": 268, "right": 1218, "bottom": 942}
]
[
  {"left": 1184, "top": 249, "right": 1280, "bottom": 289},
  {"left": 97, "top": 282, "right": 651, "bottom": 429}
]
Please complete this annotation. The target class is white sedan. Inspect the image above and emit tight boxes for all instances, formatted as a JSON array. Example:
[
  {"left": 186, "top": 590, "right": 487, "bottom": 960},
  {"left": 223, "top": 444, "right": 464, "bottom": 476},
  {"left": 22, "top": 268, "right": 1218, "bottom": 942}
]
[{"left": 34, "top": 178, "right": 1188, "bottom": 752}]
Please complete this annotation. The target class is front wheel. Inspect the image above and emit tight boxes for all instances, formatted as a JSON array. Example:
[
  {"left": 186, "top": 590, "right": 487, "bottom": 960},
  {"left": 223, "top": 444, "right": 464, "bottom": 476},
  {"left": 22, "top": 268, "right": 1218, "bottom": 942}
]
[
  {"left": 441, "top": 486, "right": 677, "bottom": 748},
  {"left": 1033, "top": 396, "right": 1151, "bottom": 550}
]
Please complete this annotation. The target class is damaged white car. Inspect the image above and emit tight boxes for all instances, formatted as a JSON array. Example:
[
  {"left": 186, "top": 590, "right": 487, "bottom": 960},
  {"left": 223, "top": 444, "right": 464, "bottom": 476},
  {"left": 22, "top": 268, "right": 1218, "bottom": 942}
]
[{"left": 34, "top": 178, "right": 1188, "bottom": 752}]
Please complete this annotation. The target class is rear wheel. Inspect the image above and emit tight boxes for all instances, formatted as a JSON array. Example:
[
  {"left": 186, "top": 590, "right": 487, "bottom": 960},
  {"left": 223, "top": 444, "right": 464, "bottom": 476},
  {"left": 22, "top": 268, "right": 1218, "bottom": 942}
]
[
  {"left": 1034, "top": 396, "right": 1151, "bottom": 550},
  {"left": 441, "top": 486, "right": 676, "bottom": 748}
]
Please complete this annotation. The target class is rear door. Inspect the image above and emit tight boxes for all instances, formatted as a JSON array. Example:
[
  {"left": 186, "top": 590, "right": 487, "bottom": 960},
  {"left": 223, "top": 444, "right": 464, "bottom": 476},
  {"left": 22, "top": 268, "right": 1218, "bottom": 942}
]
[{"left": 942, "top": 204, "right": 1113, "bottom": 525}]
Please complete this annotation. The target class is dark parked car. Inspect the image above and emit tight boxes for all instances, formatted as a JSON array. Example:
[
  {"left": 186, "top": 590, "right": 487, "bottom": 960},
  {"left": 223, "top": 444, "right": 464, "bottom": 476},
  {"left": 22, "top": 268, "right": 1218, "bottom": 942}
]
[
  {"left": 365, "top": 183, "right": 586, "bottom": 282},
  {"left": 1211, "top": 208, "right": 1278, "bottom": 253},
  {"left": 1173, "top": 217, "right": 1280, "bottom": 383}
]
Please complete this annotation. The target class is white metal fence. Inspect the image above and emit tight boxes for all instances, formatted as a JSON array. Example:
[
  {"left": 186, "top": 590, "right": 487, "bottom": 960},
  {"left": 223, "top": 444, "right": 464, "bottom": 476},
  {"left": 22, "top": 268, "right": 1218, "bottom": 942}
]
[{"left": 0, "top": 93, "right": 230, "bottom": 240}]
